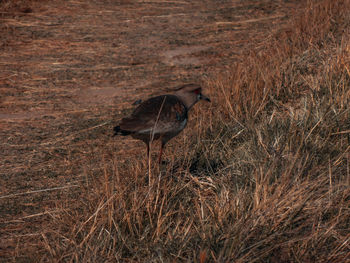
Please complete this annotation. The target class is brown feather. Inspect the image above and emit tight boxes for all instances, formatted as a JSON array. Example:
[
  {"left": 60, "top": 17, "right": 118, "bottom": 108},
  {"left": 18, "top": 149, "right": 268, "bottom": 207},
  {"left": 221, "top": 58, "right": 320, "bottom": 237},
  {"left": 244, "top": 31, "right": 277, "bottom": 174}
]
[{"left": 119, "top": 95, "right": 187, "bottom": 135}]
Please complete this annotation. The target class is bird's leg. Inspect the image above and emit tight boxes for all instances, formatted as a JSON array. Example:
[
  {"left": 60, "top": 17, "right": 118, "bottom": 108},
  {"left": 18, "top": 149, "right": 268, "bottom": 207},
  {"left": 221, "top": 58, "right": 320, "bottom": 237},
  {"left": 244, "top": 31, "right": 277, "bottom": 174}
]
[
  {"left": 146, "top": 143, "right": 150, "bottom": 159},
  {"left": 158, "top": 142, "right": 165, "bottom": 164}
]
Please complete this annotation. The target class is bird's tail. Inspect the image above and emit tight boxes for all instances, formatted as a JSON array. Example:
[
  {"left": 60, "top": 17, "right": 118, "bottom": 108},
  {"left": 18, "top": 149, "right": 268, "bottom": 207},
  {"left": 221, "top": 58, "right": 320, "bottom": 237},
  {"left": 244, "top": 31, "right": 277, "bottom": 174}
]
[{"left": 113, "top": 126, "right": 132, "bottom": 136}]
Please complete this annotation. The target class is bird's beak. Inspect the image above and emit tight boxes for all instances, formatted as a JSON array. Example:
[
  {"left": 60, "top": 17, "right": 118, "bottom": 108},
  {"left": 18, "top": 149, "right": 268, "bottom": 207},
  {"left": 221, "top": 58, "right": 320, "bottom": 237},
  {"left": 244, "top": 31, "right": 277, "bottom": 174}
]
[{"left": 201, "top": 94, "right": 211, "bottom": 102}]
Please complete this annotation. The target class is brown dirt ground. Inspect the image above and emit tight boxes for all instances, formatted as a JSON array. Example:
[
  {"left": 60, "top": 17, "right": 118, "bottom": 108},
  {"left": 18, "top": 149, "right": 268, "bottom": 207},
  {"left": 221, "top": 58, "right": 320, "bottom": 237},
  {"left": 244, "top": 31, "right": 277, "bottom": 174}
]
[{"left": 0, "top": 0, "right": 303, "bottom": 260}]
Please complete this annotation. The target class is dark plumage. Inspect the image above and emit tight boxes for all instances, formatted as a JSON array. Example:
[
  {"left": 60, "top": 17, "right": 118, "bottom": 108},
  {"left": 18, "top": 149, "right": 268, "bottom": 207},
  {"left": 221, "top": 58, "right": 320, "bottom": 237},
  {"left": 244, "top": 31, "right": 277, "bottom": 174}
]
[{"left": 113, "top": 84, "right": 210, "bottom": 163}]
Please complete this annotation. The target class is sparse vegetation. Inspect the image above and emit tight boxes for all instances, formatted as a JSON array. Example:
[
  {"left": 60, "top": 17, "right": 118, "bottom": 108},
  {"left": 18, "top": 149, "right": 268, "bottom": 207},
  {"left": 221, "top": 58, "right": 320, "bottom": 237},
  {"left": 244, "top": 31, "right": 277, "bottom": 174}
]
[{"left": 1, "top": 0, "right": 349, "bottom": 262}]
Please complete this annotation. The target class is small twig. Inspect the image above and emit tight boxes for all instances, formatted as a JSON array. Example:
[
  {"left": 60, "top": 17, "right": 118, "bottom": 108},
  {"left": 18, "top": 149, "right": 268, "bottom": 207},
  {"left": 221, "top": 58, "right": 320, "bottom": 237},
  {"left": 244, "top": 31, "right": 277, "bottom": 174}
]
[
  {"left": 149, "top": 97, "right": 167, "bottom": 187},
  {"left": 305, "top": 118, "right": 322, "bottom": 141},
  {"left": 142, "top": 13, "right": 187, "bottom": 19},
  {"left": 330, "top": 130, "right": 350, "bottom": 135},
  {"left": 40, "top": 121, "right": 111, "bottom": 146},
  {"left": 3, "top": 210, "right": 63, "bottom": 223},
  {"left": 0, "top": 185, "right": 79, "bottom": 199},
  {"left": 215, "top": 15, "right": 285, "bottom": 26}
]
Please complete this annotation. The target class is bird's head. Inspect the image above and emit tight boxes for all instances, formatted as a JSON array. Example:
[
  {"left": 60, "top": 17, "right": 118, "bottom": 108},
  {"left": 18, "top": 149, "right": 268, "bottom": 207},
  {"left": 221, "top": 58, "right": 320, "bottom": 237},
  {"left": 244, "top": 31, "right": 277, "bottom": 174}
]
[{"left": 174, "top": 84, "right": 210, "bottom": 109}]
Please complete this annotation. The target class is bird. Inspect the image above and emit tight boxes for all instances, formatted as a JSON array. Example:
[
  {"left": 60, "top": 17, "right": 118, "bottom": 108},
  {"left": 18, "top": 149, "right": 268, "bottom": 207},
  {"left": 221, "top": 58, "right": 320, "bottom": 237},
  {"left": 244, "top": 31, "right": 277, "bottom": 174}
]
[{"left": 113, "top": 83, "right": 210, "bottom": 163}]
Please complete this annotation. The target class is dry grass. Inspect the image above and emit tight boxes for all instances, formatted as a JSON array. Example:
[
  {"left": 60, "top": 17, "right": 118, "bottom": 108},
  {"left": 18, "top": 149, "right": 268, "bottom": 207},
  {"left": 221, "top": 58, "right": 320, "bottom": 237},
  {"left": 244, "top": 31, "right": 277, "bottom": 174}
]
[
  {"left": 38, "top": 1, "right": 350, "bottom": 262},
  {"left": 2, "top": 0, "right": 350, "bottom": 262}
]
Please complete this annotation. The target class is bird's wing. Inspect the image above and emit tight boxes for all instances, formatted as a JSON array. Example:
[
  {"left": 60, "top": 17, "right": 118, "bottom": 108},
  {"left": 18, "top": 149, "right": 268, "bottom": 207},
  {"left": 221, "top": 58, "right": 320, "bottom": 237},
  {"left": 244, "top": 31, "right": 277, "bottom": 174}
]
[{"left": 119, "top": 95, "right": 187, "bottom": 134}]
